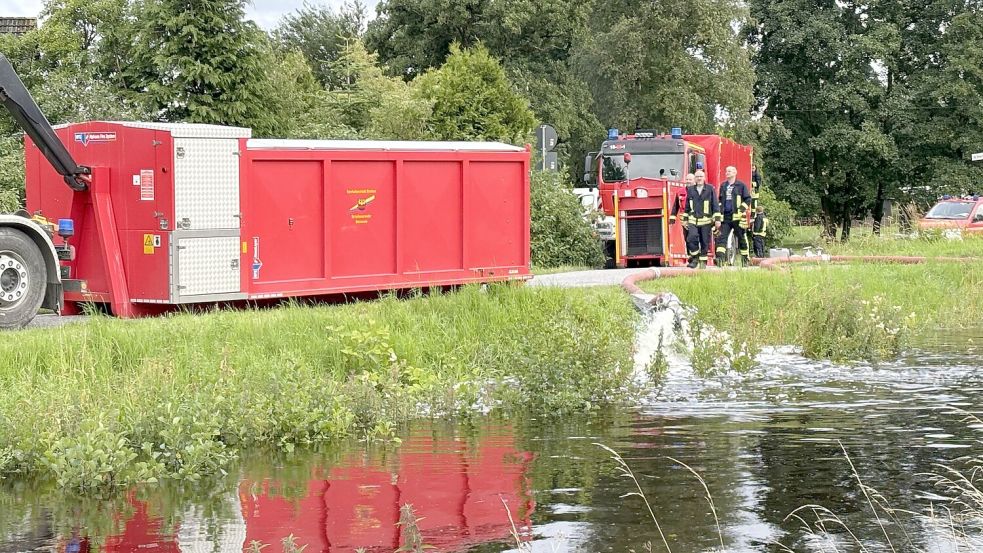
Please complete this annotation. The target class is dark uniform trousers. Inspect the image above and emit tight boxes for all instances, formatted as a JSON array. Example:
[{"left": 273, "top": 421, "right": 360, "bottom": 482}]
[
  {"left": 716, "top": 180, "right": 752, "bottom": 261},
  {"left": 751, "top": 214, "right": 769, "bottom": 258}
]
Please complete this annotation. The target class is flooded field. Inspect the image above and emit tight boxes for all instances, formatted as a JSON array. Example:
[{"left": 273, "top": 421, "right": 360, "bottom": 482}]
[{"left": 1, "top": 328, "right": 980, "bottom": 552}]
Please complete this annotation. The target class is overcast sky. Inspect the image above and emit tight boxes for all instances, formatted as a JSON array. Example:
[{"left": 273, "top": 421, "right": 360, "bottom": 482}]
[{"left": 5, "top": 0, "right": 378, "bottom": 30}]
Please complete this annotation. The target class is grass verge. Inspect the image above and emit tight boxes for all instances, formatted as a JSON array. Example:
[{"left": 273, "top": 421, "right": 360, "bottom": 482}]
[
  {"left": 0, "top": 285, "right": 636, "bottom": 493},
  {"left": 642, "top": 260, "right": 983, "bottom": 362},
  {"left": 780, "top": 225, "right": 983, "bottom": 257}
]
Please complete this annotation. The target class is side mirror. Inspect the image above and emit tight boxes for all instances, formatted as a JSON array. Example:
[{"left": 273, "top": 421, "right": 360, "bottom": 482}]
[
  {"left": 583, "top": 153, "right": 597, "bottom": 187},
  {"left": 974, "top": 214, "right": 983, "bottom": 223}
]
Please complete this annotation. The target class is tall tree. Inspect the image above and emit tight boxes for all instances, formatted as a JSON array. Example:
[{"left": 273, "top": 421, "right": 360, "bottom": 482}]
[
  {"left": 365, "top": 0, "right": 489, "bottom": 77},
  {"left": 573, "top": 0, "right": 756, "bottom": 134},
  {"left": 127, "top": 0, "right": 278, "bottom": 134},
  {"left": 751, "top": 0, "right": 895, "bottom": 239},
  {"left": 415, "top": 44, "right": 535, "bottom": 143},
  {"left": 273, "top": 0, "right": 366, "bottom": 87}
]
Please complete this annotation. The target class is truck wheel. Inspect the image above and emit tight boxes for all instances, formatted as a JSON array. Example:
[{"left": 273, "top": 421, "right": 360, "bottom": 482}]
[{"left": 0, "top": 227, "right": 47, "bottom": 330}]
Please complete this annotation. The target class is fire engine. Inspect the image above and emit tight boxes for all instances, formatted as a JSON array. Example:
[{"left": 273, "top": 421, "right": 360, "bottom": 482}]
[
  {"left": 583, "top": 128, "right": 754, "bottom": 268},
  {"left": 0, "top": 54, "right": 531, "bottom": 330}
]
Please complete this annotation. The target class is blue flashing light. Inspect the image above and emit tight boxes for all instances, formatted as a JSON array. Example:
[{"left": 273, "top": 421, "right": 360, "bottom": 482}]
[
  {"left": 57, "top": 218, "right": 75, "bottom": 238},
  {"left": 671, "top": 127, "right": 683, "bottom": 139},
  {"left": 608, "top": 128, "right": 619, "bottom": 140}
]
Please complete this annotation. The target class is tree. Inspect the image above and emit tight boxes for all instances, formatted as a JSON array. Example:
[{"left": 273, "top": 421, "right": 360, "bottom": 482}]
[
  {"left": 574, "top": 0, "right": 756, "bottom": 134},
  {"left": 529, "top": 172, "right": 605, "bottom": 268},
  {"left": 365, "top": 0, "right": 489, "bottom": 78},
  {"left": 273, "top": 0, "right": 366, "bottom": 87},
  {"left": 326, "top": 40, "right": 432, "bottom": 139},
  {"left": 127, "top": 0, "right": 279, "bottom": 134},
  {"left": 415, "top": 43, "right": 535, "bottom": 143},
  {"left": 0, "top": 6, "right": 145, "bottom": 210},
  {"left": 751, "top": 0, "right": 894, "bottom": 240}
]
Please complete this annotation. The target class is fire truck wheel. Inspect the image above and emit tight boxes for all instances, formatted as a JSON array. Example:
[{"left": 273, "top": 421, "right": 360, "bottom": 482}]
[{"left": 0, "top": 227, "right": 47, "bottom": 330}]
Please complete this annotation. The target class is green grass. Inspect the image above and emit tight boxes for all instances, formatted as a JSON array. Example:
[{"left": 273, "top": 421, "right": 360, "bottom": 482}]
[
  {"left": 642, "top": 261, "right": 983, "bottom": 358},
  {"left": 531, "top": 264, "right": 595, "bottom": 275},
  {"left": 779, "top": 225, "right": 983, "bottom": 257},
  {"left": 0, "top": 285, "right": 637, "bottom": 493}
]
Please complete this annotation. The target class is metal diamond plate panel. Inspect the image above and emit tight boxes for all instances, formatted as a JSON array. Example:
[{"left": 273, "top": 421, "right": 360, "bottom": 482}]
[
  {"left": 177, "top": 237, "right": 240, "bottom": 296},
  {"left": 174, "top": 138, "right": 240, "bottom": 230}
]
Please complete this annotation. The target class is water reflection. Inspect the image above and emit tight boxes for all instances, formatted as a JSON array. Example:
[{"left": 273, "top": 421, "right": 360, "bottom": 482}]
[{"left": 2, "top": 426, "right": 534, "bottom": 553}]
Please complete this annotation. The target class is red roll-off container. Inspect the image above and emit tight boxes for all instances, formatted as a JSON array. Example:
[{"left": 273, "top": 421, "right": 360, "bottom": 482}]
[{"left": 25, "top": 122, "right": 531, "bottom": 317}]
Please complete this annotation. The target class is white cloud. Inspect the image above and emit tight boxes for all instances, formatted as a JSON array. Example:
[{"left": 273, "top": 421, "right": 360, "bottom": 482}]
[
  {"left": 3, "top": 0, "right": 379, "bottom": 30},
  {"left": 4, "top": 0, "right": 43, "bottom": 17}
]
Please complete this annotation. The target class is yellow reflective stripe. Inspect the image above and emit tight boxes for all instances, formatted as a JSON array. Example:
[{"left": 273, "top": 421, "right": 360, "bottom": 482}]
[{"left": 703, "top": 200, "right": 709, "bottom": 213}]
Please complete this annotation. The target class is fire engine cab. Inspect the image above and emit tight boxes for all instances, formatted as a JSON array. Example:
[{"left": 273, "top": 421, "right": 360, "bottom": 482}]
[{"left": 583, "top": 128, "right": 754, "bottom": 268}]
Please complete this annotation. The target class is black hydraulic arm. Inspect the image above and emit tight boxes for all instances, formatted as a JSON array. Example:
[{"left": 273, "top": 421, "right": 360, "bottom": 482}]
[{"left": 0, "top": 53, "right": 89, "bottom": 192}]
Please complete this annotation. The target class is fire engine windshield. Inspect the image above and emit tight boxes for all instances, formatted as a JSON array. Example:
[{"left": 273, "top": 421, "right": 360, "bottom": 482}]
[
  {"left": 924, "top": 201, "right": 974, "bottom": 220},
  {"left": 601, "top": 153, "right": 684, "bottom": 183}
]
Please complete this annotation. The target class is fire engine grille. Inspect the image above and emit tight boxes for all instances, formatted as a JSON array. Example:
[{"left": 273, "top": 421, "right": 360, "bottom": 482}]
[
  {"left": 626, "top": 217, "right": 663, "bottom": 256},
  {"left": 629, "top": 209, "right": 662, "bottom": 217}
]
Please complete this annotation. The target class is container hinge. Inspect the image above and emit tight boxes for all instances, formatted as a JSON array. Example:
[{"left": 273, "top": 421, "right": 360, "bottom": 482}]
[
  {"left": 178, "top": 218, "right": 191, "bottom": 230},
  {"left": 177, "top": 246, "right": 187, "bottom": 251},
  {"left": 152, "top": 140, "right": 162, "bottom": 146},
  {"left": 233, "top": 151, "right": 241, "bottom": 156},
  {"left": 231, "top": 259, "right": 239, "bottom": 270}
]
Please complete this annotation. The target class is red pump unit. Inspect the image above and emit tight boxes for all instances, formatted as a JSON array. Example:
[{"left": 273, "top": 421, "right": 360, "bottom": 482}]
[{"left": 25, "top": 122, "right": 531, "bottom": 318}]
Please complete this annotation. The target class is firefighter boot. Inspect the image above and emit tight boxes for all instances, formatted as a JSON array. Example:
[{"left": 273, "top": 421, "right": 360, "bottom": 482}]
[
  {"left": 741, "top": 255, "right": 750, "bottom": 267},
  {"left": 714, "top": 256, "right": 725, "bottom": 268},
  {"left": 687, "top": 258, "right": 699, "bottom": 269}
]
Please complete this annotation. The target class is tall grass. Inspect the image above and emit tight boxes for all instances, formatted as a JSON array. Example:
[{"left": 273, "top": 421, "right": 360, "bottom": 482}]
[
  {"left": 643, "top": 261, "right": 983, "bottom": 361},
  {"left": 781, "top": 224, "right": 983, "bottom": 257},
  {"left": 0, "top": 285, "right": 636, "bottom": 492}
]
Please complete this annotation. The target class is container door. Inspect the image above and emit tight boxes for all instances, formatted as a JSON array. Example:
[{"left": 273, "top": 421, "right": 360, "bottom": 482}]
[
  {"left": 175, "top": 236, "right": 241, "bottom": 297},
  {"left": 173, "top": 138, "right": 240, "bottom": 231}
]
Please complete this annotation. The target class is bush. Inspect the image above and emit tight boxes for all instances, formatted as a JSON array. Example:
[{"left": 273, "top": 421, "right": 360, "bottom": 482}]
[
  {"left": 758, "top": 184, "right": 796, "bottom": 245},
  {"left": 799, "top": 287, "right": 912, "bottom": 362},
  {"left": 530, "top": 171, "right": 605, "bottom": 268}
]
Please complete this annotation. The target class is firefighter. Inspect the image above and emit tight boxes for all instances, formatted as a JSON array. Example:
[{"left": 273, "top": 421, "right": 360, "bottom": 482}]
[
  {"left": 668, "top": 173, "right": 695, "bottom": 224},
  {"left": 716, "top": 166, "right": 752, "bottom": 266},
  {"left": 751, "top": 204, "right": 768, "bottom": 258},
  {"left": 680, "top": 169, "right": 721, "bottom": 268}
]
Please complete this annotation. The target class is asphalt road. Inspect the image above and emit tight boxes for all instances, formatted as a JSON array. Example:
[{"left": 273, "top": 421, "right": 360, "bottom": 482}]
[
  {"left": 526, "top": 268, "right": 638, "bottom": 288},
  {"left": 25, "top": 313, "right": 89, "bottom": 330},
  {"left": 20, "top": 269, "right": 639, "bottom": 331}
]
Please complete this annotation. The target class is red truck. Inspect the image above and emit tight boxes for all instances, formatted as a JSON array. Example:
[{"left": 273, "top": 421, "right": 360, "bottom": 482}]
[
  {"left": 583, "top": 129, "right": 753, "bottom": 268},
  {"left": 0, "top": 54, "right": 530, "bottom": 329},
  {"left": 917, "top": 195, "right": 983, "bottom": 237}
]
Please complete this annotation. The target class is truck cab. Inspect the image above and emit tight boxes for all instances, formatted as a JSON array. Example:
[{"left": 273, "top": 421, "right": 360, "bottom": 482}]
[{"left": 918, "top": 196, "right": 983, "bottom": 237}]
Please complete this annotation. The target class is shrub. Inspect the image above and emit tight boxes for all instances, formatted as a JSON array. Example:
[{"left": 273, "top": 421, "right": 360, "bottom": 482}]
[
  {"left": 530, "top": 171, "right": 605, "bottom": 268},
  {"left": 757, "top": 184, "right": 796, "bottom": 245},
  {"left": 799, "top": 287, "right": 912, "bottom": 362}
]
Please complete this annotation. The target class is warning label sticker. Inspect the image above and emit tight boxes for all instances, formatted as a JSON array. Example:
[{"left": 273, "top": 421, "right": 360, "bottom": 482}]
[
  {"left": 140, "top": 169, "right": 154, "bottom": 201},
  {"left": 143, "top": 234, "right": 161, "bottom": 254}
]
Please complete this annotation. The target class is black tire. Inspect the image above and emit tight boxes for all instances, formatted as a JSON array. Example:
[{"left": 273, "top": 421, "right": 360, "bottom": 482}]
[{"left": 0, "top": 227, "right": 47, "bottom": 330}]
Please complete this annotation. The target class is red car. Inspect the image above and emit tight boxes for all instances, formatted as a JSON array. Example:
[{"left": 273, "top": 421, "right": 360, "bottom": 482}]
[{"left": 918, "top": 196, "right": 983, "bottom": 236}]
